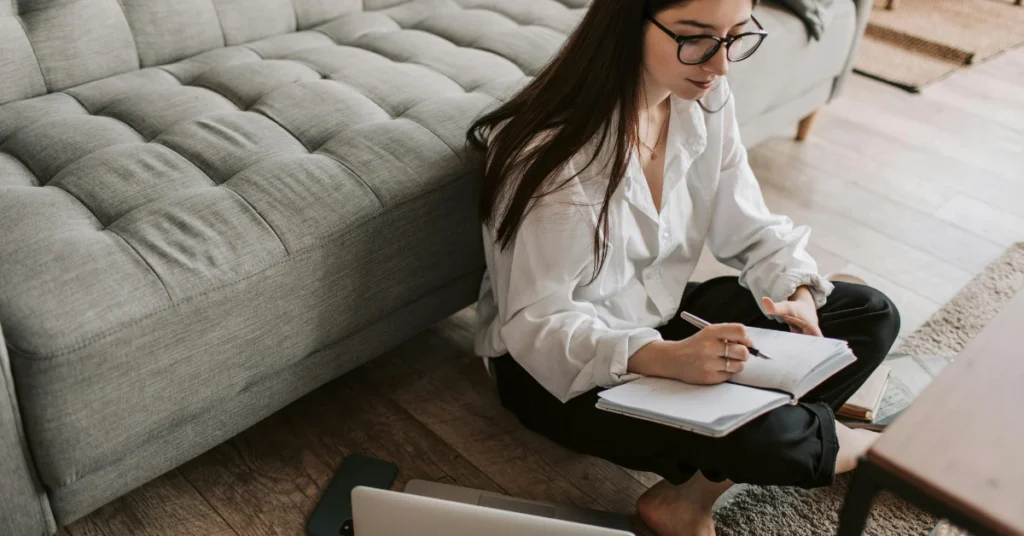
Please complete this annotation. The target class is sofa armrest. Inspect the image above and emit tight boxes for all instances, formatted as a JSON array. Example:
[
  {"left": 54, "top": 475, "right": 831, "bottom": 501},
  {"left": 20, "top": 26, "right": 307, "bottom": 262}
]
[
  {"left": 831, "top": 0, "right": 873, "bottom": 99},
  {"left": 0, "top": 322, "right": 55, "bottom": 536}
]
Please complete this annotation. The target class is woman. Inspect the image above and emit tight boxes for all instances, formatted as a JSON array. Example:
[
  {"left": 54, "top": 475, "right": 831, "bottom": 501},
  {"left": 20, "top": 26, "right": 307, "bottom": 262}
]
[{"left": 467, "top": 0, "right": 901, "bottom": 534}]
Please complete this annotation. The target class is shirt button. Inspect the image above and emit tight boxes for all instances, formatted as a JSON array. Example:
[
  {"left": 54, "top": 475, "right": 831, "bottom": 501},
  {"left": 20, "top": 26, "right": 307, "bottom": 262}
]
[{"left": 662, "top": 231, "right": 670, "bottom": 240}]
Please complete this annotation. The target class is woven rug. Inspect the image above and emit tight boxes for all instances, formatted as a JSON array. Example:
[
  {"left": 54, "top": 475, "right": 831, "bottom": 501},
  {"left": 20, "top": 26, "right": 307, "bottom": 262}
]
[
  {"left": 853, "top": 0, "right": 1024, "bottom": 92},
  {"left": 713, "top": 242, "right": 1024, "bottom": 535}
]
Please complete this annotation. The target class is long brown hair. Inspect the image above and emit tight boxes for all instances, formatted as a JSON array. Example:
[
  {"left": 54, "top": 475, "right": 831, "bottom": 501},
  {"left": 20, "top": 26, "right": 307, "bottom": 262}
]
[{"left": 467, "top": 0, "right": 734, "bottom": 281}]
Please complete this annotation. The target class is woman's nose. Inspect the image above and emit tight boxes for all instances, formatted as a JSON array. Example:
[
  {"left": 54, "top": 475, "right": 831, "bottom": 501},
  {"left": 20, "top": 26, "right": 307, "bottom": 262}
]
[{"left": 703, "top": 45, "right": 730, "bottom": 77}]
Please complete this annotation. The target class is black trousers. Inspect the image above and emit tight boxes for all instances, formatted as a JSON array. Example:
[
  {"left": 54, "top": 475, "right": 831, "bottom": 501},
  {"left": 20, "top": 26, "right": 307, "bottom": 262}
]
[{"left": 493, "top": 276, "right": 901, "bottom": 489}]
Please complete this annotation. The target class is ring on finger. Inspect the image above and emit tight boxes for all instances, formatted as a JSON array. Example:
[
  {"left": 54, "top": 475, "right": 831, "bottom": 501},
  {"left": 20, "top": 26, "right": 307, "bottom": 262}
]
[
  {"left": 724, "top": 340, "right": 729, "bottom": 359},
  {"left": 724, "top": 358, "right": 731, "bottom": 373}
]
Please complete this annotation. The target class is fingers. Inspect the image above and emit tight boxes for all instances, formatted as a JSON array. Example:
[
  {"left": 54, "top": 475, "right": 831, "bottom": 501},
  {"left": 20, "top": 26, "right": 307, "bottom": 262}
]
[
  {"left": 724, "top": 341, "right": 750, "bottom": 362},
  {"left": 783, "top": 314, "right": 824, "bottom": 337},
  {"left": 761, "top": 296, "right": 792, "bottom": 316},
  {"left": 702, "top": 357, "right": 745, "bottom": 383},
  {"left": 783, "top": 314, "right": 808, "bottom": 329},
  {"left": 705, "top": 323, "right": 754, "bottom": 347},
  {"left": 723, "top": 357, "right": 745, "bottom": 374}
]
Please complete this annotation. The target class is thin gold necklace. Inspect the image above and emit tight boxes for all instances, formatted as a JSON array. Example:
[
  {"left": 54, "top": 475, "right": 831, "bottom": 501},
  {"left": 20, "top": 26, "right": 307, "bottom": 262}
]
[{"left": 639, "top": 113, "right": 670, "bottom": 160}]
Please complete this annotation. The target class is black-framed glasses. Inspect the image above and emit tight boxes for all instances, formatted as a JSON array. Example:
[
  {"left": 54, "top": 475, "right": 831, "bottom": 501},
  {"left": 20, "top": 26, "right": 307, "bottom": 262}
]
[{"left": 646, "top": 14, "right": 767, "bottom": 65}]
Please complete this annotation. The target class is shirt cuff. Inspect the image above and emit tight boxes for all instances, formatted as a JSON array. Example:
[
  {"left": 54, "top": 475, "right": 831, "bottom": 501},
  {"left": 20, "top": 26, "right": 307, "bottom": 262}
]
[
  {"left": 768, "top": 271, "right": 834, "bottom": 319},
  {"left": 611, "top": 328, "right": 663, "bottom": 384}
]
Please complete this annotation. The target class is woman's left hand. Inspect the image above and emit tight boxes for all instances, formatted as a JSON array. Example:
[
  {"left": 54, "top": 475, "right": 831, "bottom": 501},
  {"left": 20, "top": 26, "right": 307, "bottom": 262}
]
[{"left": 761, "top": 288, "right": 823, "bottom": 337}]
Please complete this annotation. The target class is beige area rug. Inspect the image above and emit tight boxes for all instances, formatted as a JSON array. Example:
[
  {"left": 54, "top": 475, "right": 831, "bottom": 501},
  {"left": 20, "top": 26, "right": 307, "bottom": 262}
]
[
  {"left": 712, "top": 242, "right": 1024, "bottom": 535},
  {"left": 853, "top": 0, "right": 1024, "bottom": 92}
]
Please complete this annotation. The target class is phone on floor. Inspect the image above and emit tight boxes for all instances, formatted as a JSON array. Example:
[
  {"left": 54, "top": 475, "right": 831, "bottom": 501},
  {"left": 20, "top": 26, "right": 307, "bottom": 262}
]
[{"left": 306, "top": 454, "right": 399, "bottom": 536}]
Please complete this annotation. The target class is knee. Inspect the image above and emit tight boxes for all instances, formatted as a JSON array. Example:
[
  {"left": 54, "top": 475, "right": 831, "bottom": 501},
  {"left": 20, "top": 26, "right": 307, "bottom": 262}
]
[
  {"left": 861, "top": 286, "right": 901, "bottom": 358},
  {"left": 722, "top": 405, "right": 836, "bottom": 488},
  {"left": 837, "top": 283, "right": 901, "bottom": 364}
]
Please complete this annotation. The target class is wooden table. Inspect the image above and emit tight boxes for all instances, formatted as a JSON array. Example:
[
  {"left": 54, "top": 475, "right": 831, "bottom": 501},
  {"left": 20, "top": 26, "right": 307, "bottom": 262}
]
[{"left": 837, "top": 289, "right": 1024, "bottom": 536}]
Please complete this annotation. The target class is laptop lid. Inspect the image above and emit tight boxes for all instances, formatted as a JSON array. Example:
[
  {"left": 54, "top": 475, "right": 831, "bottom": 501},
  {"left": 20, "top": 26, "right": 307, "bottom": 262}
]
[{"left": 351, "top": 486, "right": 635, "bottom": 536}]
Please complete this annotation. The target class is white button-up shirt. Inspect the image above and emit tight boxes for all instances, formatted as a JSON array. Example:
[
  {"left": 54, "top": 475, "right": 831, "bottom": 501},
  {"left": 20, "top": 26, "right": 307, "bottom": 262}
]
[{"left": 474, "top": 82, "right": 834, "bottom": 403}]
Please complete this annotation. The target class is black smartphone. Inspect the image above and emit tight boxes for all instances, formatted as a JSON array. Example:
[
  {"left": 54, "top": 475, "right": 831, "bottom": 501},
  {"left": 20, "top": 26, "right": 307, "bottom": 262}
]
[{"left": 306, "top": 454, "right": 399, "bottom": 536}]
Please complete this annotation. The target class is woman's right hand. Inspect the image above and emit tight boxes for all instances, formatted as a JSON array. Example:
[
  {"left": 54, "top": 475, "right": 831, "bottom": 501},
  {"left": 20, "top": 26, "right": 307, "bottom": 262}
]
[{"left": 629, "top": 324, "right": 754, "bottom": 385}]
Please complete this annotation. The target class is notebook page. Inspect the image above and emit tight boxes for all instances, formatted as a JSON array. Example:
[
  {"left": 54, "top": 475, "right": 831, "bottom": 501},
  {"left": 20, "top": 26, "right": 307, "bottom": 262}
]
[
  {"left": 731, "top": 327, "right": 850, "bottom": 394},
  {"left": 596, "top": 377, "right": 789, "bottom": 424}
]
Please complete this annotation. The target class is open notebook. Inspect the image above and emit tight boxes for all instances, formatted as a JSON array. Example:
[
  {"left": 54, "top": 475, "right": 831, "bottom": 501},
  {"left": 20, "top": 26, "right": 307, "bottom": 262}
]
[{"left": 595, "top": 327, "right": 857, "bottom": 437}]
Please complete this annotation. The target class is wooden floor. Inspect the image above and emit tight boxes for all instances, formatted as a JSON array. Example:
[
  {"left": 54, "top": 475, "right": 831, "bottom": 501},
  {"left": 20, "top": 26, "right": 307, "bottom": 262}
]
[{"left": 58, "top": 48, "right": 1024, "bottom": 536}]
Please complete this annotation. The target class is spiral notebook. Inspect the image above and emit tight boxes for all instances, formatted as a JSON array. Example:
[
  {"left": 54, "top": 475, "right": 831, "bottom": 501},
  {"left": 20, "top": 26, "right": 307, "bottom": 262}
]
[{"left": 595, "top": 327, "right": 857, "bottom": 437}]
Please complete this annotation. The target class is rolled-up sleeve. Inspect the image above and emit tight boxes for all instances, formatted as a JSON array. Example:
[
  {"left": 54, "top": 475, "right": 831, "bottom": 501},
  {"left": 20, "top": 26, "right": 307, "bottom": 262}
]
[
  {"left": 499, "top": 192, "right": 661, "bottom": 403},
  {"left": 705, "top": 90, "right": 834, "bottom": 322}
]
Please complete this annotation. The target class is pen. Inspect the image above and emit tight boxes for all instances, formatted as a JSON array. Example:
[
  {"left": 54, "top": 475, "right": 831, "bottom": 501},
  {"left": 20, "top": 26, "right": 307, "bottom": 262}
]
[{"left": 678, "top": 311, "right": 773, "bottom": 360}]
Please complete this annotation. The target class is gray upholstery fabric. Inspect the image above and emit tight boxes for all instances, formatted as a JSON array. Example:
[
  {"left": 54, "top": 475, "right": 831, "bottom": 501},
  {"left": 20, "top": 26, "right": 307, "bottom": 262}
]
[
  {"left": 0, "top": 0, "right": 868, "bottom": 530},
  {"left": 0, "top": 14, "right": 47, "bottom": 103},
  {"left": 0, "top": 0, "right": 366, "bottom": 104},
  {"left": 739, "top": 80, "right": 834, "bottom": 148},
  {"left": 728, "top": 0, "right": 856, "bottom": 124},
  {"left": 42, "top": 265, "right": 484, "bottom": 524},
  {"left": 120, "top": 0, "right": 226, "bottom": 68},
  {"left": 774, "top": 0, "right": 835, "bottom": 40},
  {"left": 833, "top": 0, "right": 873, "bottom": 99},
  {"left": 0, "top": 0, "right": 587, "bottom": 525},
  {"left": 0, "top": 323, "right": 55, "bottom": 536},
  {"left": 17, "top": 0, "right": 140, "bottom": 94}
]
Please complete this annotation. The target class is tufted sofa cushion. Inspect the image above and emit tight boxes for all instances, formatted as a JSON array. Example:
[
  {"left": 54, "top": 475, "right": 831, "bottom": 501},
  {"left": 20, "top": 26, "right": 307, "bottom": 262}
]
[
  {"left": 0, "top": 0, "right": 592, "bottom": 356},
  {"left": 0, "top": 0, "right": 588, "bottom": 523},
  {"left": 0, "top": 0, "right": 364, "bottom": 104}
]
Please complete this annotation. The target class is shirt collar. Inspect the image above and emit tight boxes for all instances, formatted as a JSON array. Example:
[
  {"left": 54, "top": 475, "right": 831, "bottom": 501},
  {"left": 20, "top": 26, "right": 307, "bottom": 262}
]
[
  {"left": 668, "top": 92, "right": 708, "bottom": 162},
  {"left": 622, "top": 94, "right": 709, "bottom": 221}
]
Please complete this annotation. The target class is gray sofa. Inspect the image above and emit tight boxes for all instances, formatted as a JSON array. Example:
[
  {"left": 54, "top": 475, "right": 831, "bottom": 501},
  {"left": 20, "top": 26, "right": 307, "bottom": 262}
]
[{"left": 0, "top": 0, "right": 868, "bottom": 533}]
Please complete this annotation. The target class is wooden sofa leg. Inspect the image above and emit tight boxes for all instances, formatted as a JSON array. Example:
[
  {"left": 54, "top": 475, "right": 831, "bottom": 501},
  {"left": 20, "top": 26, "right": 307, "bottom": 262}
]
[{"left": 795, "top": 109, "right": 819, "bottom": 141}]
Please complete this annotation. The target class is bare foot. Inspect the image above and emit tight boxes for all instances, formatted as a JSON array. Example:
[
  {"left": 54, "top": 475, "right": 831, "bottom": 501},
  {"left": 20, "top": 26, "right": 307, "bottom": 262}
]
[
  {"left": 835, "top": 422, "right": 881, "bottom": 473},
  {"left": 636, "top": 479, "right": 718, "bottom": 536}
]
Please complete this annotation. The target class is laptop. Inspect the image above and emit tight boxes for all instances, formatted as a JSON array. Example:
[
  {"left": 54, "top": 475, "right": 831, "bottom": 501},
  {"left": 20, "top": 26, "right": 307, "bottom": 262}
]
[
  {"left": 404, "top": 479, "right": 633, "bottom": 531},
  {"left": 352, "top": 486, "right": 635, "bottom": 536}
]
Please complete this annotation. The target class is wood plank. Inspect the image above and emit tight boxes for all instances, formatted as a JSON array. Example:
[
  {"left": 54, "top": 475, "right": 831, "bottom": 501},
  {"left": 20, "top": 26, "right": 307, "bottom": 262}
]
[
  {"left": 620, "top": 468, "right": 662, "bottom": 489},
  {"left": 935, "top": 195, "right": 1024, "bottom": 248},
  {"left": 831, "top": 76, "right": 1024, "bottom": 182},
  {"left": 749, "top": 141, "right": 1005, "bottom": 273},
  {"left": 870, "top": 290, "right": 1024, "bottom": 536},
  {"left": 60, "top": 516, "right": 110, "bottom": 536},
  {"left": 769, "top": 120, "right": 954, "bottom": 214},
  {"left": 176, "top": 421, "right": 326, "bottom": 536},
  {"left": 285, "top": 367, "right": 507, "bottom": 495},
  {"left": 178, "top": 365, "right": 506, "bottom": 536},
  {"left": 360, "top": 327, "right": 652, "bottom": 518},
  {"left": 759, "top": 182, "right": 973, "bottom": 305},
  {"left": 805, "top": 243, "right": 852, "bottom": 278},
  {"left": 923, "top": 72, "right": 1024, "bottom": 135},
  {"left": 847, "top": 72, "right": 1024, "bottom": 142},
  {"left": 808, "top": 110, "right": 1024, "bottom": 221},
  {"left": 971, "top": 46, "right": 1024, "bottom": 88},
  {"left": 85, "top": 470, "right": 237, "bottom": 536}
]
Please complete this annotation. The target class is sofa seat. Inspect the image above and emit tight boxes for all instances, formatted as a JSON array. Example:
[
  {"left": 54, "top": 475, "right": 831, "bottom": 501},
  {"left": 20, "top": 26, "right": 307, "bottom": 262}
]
[{"left": 0, "top": 0, "right": 587, "bottom": 522}]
